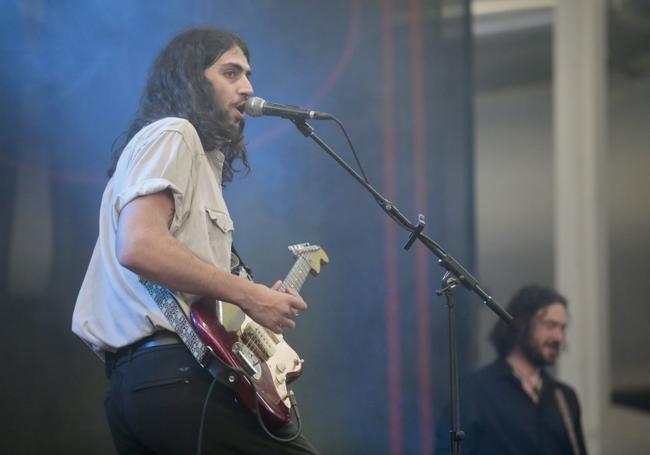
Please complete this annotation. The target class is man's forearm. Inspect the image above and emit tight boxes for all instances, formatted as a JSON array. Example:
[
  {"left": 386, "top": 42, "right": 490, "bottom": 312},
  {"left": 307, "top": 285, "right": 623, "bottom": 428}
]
[
  {"left": 115, "top": 192, "right": 305, "bottom": 332},
  {"left": 118, "top": 226, "right": 255, "bottom": 307}
]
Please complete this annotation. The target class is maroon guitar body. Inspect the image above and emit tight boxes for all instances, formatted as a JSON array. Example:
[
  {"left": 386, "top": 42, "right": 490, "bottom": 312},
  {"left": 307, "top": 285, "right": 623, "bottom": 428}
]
[{"left": 190, "top": 243, "right": 328, "bottom": 427}]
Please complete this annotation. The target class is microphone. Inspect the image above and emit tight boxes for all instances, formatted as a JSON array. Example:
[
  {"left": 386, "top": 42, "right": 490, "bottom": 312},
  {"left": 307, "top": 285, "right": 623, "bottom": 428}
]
[{"left": 244, "top": 97, "right": 332, "bottom": 120}]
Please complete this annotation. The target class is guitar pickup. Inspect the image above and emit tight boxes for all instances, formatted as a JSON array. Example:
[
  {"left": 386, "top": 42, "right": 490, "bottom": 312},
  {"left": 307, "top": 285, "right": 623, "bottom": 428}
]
[
  {"left": 232, "top": 342, "right": 262, "bottom": 379},
  {"left": 242, "top": 324, "right": 276, "bottom": 360}
]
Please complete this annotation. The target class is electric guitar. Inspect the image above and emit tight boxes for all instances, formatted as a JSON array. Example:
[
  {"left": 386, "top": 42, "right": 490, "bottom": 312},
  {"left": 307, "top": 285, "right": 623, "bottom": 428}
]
[{"left": 190, "top": 243, "right": 329, "bottom": 427}]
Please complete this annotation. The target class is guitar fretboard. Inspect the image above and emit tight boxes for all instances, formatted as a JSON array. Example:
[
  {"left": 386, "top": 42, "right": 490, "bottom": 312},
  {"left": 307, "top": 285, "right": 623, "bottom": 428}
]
[{"left": 280, "top": 255, "right": 311, "bottom": 292}]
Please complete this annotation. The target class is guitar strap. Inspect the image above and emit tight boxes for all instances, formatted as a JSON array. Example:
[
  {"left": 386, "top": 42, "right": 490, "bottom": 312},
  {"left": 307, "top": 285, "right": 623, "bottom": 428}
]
[
  {"left": 554, "top": 387, "right": 581, "bottom": 455},
  {"left": 139, "top": 278, "right": 209, "bottom": 362},
  {"left": 231, "top": 244, "right": 254, "bottom": 280},
  {"left": 138, "top": 244, "right": 249, "bottom": 387}
]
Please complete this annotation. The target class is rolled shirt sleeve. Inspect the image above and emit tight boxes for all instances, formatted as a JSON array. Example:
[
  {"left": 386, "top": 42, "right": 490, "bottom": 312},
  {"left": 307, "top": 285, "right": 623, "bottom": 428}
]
[{"left": 113, "top": 129, "right": 195, "bottom": 233}]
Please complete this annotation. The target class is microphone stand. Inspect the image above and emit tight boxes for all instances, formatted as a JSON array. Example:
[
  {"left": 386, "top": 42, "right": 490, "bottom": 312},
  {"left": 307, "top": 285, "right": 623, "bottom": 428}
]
[{"left": 291, "top": 119, "right": 513, "bottom": 455}]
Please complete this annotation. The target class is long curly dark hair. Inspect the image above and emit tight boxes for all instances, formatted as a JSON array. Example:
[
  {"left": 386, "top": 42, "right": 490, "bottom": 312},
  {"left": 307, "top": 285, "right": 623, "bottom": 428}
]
[
  {"left": 489, "top": 284, "right": 568, "bottom": 357},
  {"left": 108, "top": 27, "right": 251, "bottom": 183}
]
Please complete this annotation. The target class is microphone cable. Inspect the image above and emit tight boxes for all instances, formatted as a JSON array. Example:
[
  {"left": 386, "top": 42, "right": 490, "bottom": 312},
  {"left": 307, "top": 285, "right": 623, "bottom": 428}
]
[{"left": 328, "top": 115, "right": 370, "bottom": 185}]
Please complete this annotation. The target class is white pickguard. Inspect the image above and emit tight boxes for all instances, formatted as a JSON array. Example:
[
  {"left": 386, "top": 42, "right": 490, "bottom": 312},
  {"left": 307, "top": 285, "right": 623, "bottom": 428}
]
[{"left": 219, "top": 300, "right": 302, "bottom": 406}]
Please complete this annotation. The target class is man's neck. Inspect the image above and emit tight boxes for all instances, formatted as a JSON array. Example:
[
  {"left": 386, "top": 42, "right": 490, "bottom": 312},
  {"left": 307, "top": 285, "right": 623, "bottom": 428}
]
[
  {"left": 506, "top": 348, "right": 544, "bottom": 403},
  {"left": 506, "top": 348, "right": 541, "bottom": 378}
]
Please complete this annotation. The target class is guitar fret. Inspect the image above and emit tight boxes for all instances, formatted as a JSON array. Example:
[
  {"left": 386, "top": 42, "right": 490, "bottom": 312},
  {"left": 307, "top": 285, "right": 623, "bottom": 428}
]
[
  {"left": 297, "top": 258, "right": 308, "bottom": 288},
  {"left": 298, "top": 257, "right": 309, "bottom": 287},
  {"left": 284, "top": 256, "right": 309, "bottom": 292}
]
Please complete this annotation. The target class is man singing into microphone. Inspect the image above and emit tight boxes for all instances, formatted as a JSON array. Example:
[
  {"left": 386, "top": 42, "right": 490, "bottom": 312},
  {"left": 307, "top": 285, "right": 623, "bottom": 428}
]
[{"left": 72, "top": 27, "right": 318, "bottom": 454}]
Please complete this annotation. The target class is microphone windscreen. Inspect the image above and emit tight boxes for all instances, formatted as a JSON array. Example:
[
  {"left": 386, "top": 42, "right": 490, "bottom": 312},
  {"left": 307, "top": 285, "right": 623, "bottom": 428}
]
[{"left": 244, "top": 97, "right": 266, "bottom": 117}]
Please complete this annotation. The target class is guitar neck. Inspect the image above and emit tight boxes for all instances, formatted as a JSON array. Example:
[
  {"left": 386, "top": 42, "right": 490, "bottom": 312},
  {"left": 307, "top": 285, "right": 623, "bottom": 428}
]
[{"left": 279, "top": 256, "right": 311, "bottom": 293}]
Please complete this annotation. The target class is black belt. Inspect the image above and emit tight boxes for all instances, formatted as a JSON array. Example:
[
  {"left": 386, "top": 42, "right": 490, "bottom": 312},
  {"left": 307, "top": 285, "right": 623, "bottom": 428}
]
[{"left": 105, "top": 331, "right": 182, "bottom": 377}]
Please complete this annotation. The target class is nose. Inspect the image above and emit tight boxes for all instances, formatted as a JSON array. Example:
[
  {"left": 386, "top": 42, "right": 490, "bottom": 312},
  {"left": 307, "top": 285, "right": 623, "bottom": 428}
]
[{"left": 239, "top": 75, "right": 253, "bottom": 98}]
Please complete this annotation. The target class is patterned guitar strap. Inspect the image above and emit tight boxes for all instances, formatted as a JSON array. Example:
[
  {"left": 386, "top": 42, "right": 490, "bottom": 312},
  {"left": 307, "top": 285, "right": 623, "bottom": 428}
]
[
  {"left": 554, "top": 387, "right": 581, "bottom": 455},
  {"left": 138, "top": 245, "right": 250, "bottom": 387}
]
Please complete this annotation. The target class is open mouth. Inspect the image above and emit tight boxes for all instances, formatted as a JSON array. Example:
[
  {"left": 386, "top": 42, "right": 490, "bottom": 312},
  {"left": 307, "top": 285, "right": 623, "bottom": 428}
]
[
  {"left": 228, "top": 104, "right": 245, "bottom": 124},
  {"left": 545, "top": 344, "right": 560, "bottom": 355}
]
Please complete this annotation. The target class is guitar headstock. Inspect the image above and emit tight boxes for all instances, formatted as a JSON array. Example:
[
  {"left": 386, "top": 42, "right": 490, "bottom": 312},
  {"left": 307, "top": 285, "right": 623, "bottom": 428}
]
[{"left": 288, "top": 243, "right": 329, "bottom": 276}]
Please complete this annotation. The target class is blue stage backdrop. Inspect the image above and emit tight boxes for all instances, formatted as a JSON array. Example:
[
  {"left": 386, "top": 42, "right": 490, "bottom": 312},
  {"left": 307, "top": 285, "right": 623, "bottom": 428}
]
[{"left": 0, "top": 1, "right": 475, "bottom": 453}]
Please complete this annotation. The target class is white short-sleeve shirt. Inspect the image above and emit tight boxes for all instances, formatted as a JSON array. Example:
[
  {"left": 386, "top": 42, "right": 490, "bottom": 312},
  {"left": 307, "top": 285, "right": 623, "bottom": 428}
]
[{"left": 72, "top": 117, "right": 234, "bottom": 353}]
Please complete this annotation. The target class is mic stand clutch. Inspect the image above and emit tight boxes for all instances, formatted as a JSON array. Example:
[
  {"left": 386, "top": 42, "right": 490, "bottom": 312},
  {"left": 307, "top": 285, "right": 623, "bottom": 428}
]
[{"left": 291, "top": 118, "right": 513, "bottom": 454}]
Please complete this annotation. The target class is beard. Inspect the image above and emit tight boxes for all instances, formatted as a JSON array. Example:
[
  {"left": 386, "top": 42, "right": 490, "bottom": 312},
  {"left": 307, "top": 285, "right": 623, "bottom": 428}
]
[
  {"left": 212, "top": 106, "right": 248, "bottom": 182},
  {"left": 213, "top": 101, "right": 245, "bottom": 141},
  {"left": 520, "top": 335, "right": 560, "bottom": 368},
  {"left": 209, "top": 106, "right": 247, "bottom": 156}
]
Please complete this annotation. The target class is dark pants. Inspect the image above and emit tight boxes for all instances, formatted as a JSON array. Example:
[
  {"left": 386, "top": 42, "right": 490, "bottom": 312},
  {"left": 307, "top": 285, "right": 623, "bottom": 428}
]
[{"left": 104, "top": 343, "right": 318, "bottom": 455}]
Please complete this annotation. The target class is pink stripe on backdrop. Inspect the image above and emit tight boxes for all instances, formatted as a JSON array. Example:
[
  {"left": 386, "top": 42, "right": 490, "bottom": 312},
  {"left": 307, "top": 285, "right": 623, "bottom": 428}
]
[
  {"left": 409, "top": 0, "right": 433, "bottom": 454},
  {"left": 380, "top": 1, "right": 403, "bottom": 454}
]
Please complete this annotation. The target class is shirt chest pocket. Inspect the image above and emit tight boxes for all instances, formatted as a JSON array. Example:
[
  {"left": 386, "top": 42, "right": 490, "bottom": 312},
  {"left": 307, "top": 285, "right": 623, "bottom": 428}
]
[
  {"left": 204, "top": 208, "right": 234, "bottom": 268},
  {"left": 205, "top": 208, "right": 234, "bottom": 237}
]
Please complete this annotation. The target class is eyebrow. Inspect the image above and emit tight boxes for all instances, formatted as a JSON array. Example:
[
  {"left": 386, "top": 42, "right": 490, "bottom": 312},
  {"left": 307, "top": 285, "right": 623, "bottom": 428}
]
[{"left": 221, "top": 62, "right": 252, "bottom": 77}]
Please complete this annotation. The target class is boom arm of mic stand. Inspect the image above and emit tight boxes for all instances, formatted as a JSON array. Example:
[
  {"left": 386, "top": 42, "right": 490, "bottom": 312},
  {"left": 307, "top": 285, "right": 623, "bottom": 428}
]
[{"left": 291, "top": 119, "right": 512, "bottom": 324}]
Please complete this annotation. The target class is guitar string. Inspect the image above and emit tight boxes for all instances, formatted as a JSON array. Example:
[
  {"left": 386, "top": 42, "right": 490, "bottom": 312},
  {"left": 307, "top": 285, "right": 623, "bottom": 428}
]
[{"left": 285, "top": 256, "right": 308, "bottom": 291}]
